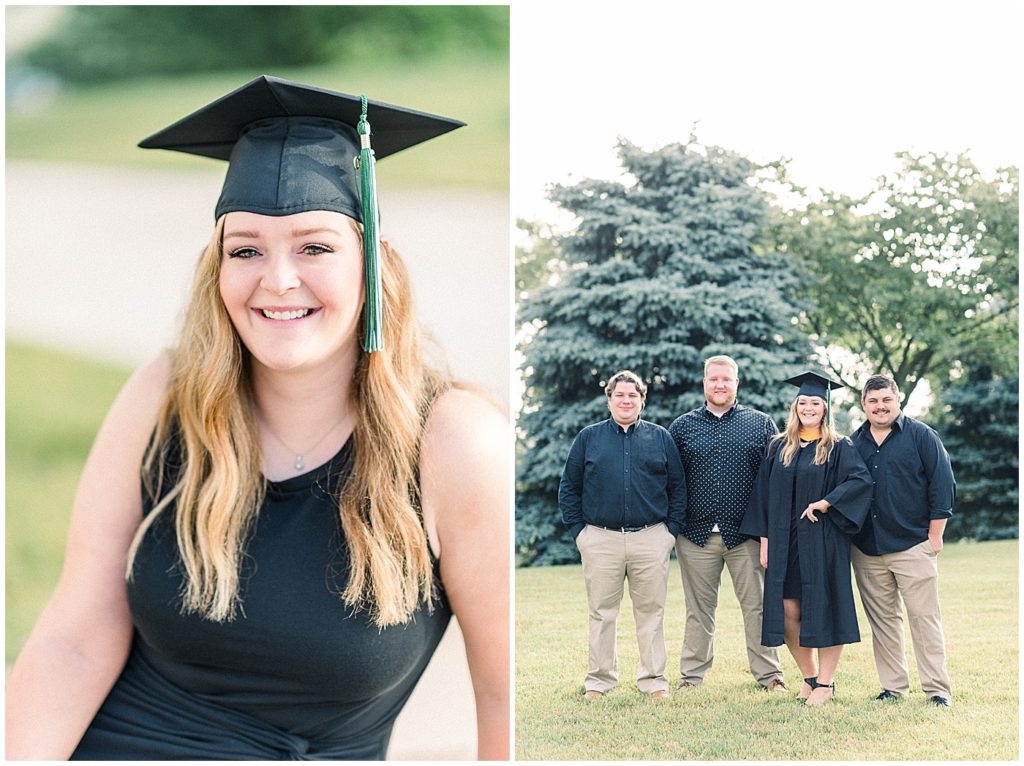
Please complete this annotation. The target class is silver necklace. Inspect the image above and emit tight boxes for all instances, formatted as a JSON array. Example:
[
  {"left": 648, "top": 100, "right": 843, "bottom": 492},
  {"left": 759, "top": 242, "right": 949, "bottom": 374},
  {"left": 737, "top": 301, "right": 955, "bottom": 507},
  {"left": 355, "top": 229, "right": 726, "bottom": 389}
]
[{"left": 261, "top": 413, "right": 349, "bottom": 472}]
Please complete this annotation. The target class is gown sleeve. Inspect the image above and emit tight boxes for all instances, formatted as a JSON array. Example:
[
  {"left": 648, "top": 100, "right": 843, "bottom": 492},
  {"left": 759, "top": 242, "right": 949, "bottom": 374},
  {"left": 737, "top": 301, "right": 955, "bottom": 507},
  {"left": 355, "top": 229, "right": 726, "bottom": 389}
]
[
  {"left": 822, "top": 438, "right": 873, "bottom": 536},
  {"left": 740, "top": 444, "right": 775, "bottom": 538}
]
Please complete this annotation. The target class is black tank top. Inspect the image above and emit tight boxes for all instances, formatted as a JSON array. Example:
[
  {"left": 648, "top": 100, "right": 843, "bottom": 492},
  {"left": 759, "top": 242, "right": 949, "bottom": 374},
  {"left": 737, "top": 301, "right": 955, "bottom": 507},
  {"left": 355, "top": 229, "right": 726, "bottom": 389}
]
[{"left": 72, "top": 437, "right": 451, "bottom": 760}]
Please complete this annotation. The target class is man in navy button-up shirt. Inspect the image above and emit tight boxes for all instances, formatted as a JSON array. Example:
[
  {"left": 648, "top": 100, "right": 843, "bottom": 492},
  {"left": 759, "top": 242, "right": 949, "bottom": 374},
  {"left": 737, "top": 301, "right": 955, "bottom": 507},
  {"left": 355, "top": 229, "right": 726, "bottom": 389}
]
[
  {"left": 559, "top": 371, "right": 685, "bottom": 698},
  {"left": 850, "top": 374, "right": 955, "bottom": 706}
]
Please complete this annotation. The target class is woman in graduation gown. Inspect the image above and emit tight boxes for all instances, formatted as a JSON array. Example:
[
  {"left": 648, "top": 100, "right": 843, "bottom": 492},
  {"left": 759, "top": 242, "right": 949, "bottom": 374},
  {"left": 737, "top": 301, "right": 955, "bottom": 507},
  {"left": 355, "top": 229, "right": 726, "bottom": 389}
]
[
  {"left": 5, "top": 77, "right": 509, "bottom": 759},
  {"left": 741, "top": 372, "right": 871, "bottom": 707}
]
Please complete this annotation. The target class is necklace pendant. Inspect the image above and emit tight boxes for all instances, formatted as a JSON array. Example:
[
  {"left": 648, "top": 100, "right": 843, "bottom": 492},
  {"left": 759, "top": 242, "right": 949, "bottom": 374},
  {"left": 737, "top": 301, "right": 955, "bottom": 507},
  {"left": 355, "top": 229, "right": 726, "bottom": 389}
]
[{"left": 294, "top": 455, "right": 305, "bottom": 472}]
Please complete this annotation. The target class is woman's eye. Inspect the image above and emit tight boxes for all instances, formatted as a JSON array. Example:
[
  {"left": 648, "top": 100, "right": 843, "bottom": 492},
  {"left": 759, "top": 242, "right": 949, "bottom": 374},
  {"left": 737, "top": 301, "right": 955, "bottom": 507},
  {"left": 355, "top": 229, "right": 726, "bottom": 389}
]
[
  {"left": 302, "top": 243, "right": 333, "bottom": 256},
  {"left": 227, "top": 246, "right": 260, "bottom": 259}
]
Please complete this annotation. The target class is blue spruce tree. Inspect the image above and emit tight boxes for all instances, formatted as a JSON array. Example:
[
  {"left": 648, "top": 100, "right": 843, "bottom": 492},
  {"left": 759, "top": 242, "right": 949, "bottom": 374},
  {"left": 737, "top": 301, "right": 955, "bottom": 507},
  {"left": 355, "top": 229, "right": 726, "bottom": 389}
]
[{"left": 939, "top": 364, "right": 1019, "bottom": 541}]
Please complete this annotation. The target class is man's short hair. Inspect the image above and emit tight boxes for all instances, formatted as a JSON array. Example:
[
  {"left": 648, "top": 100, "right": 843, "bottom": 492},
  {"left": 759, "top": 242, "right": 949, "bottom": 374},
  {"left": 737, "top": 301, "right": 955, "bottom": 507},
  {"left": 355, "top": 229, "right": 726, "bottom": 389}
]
[
  {"left": 703, "top": 355, "right": 739, "bottom": 378},
  {"left": 604, "top": 370, "right": 647, "bottom": 402},
  {"left": 862, "top": 374, "right": 899, "bottom": 399}
]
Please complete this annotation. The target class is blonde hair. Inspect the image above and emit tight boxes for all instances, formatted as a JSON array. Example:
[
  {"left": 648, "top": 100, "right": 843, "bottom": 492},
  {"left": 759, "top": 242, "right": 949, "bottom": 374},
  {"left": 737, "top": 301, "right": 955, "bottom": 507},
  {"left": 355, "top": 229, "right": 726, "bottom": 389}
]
[
  {"left": 704, "top": 355, "right": 739, "bottom": 378},
  {"left": 773, "top": 396, "right": 840, "bottom": 467},
  {"left": 128, "top": 216, "right": 449, "bottom": 628}
]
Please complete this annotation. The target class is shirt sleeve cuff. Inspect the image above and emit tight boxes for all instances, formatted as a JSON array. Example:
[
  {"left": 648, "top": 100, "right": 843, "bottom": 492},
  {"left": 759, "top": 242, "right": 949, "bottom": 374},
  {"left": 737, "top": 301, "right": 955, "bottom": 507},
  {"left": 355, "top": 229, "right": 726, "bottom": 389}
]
[
  {"left": 571, "top": 522, "right": 586, "bottom": 539},
  {"left": 666, "top": 522, "right": 682, "bottom": 538},
  {"left": 929, "top": 508, "right": 954, "bottom": 520}
]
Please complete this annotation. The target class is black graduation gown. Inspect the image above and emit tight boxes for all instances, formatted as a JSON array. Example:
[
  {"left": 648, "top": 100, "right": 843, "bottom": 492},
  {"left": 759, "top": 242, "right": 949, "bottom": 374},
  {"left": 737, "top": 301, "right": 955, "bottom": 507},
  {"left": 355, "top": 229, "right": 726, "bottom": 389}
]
[{"left": 741, "top": 437, "right": 872, "bottom": 648}]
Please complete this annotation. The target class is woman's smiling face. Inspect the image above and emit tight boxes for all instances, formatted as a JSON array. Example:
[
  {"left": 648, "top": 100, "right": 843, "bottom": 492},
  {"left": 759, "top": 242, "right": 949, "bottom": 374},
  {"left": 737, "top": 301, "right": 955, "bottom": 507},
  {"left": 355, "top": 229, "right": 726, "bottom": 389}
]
[
  {"left": 796, "top": 395, "right": 825, "bottom": 429},
  {"left": 219, "top": 210, "right": 364, "bottom": 374}
]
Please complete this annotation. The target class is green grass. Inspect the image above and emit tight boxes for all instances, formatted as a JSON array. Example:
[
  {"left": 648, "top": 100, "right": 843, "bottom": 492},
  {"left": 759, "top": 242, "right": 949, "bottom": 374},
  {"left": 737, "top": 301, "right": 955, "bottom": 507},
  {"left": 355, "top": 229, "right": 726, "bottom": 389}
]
[
  {"left": 5, "top": 56, "right": 509, "bottom": 189},
  {"left": 516, "top": 541, "right": 1018, "bottom": 760},
  {"left": 5, "top": 341, "right": 132, "bottom": 661}
]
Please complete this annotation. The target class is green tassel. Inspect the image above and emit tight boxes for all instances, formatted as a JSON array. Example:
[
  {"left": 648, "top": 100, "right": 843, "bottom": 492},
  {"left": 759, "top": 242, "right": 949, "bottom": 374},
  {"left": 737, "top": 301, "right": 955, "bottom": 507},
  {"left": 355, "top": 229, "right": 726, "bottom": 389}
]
[{"left": 356, "top": 96, "right": 383, "bottom": 352}]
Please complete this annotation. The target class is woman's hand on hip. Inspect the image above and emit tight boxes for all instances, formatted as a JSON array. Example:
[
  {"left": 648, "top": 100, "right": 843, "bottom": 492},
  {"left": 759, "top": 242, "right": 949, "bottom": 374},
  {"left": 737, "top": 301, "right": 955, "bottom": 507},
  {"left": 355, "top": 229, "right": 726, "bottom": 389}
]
[{"left": 800, "top": 499, "right": 831, "bottom": 523}]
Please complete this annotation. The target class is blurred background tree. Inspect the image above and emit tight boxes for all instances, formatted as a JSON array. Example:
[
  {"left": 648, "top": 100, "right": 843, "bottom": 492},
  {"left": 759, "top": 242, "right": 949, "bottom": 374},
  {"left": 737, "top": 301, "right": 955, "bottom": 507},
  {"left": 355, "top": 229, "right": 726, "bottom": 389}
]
[
  {"left": 6, "top": 5, "right": 509, "bottom": 185},
  {"left": 516, "top": 139, "right": 812, "bottom": 566},
  {"left": 15, "top": 5, "right": 508, "bottom": 82},
  {"left": 776, "top": 154, "right": 1019, "bottom": 403},
  {"left": 936, "top": 364, "right": 1019, "bottom": 541}
]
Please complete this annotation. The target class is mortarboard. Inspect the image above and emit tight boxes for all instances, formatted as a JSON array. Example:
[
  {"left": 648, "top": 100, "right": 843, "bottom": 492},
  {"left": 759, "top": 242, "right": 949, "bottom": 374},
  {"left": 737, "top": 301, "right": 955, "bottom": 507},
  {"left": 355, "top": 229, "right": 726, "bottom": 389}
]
[
  {"left": 138, "top": 75, "right": 465, "bottom": 352},
  {"left": 784, "top": 371, "right": 844, "bottom": 400},
  {"left": 785, "top": 371, "right": 844, "bottom": 421}
]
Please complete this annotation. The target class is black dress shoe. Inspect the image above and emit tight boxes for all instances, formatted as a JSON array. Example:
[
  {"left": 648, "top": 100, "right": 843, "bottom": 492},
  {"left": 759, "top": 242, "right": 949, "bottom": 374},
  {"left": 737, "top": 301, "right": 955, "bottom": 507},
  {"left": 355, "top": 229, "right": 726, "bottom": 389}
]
[
  {"left": 874, "top": 690, "right": 901, "bottom": 701},
  {"left": 929, "top": 695, "right": 952, "bottom": 707}
]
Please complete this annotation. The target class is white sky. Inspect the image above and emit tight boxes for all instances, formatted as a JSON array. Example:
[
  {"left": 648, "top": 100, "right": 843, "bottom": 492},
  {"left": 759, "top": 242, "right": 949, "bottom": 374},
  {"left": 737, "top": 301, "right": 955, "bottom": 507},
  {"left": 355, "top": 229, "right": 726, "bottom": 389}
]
[{"left": 511, "top": 0, "right": 1021, "bottom": 226}]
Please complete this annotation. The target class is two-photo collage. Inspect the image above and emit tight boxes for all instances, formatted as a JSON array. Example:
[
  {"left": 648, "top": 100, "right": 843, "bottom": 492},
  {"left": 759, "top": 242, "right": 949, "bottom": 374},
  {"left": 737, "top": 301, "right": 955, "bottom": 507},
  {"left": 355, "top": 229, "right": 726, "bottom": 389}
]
[{"left": 4, "top": 3, "right": 1019, "bottom": 762}]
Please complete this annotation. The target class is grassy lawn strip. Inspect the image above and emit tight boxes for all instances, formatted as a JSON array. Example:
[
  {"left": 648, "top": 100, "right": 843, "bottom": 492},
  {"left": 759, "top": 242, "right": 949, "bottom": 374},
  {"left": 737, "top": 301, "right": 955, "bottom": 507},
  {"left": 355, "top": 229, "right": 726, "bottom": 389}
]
[
  {"left": 5, "top": 341, "right": 132, "bottom": 661},
  {"left": 6, "top": 56, "right": 508, "bottom": 190},
  {"left": 516, "top": 540, "right": 1018, "bottom": 760}
]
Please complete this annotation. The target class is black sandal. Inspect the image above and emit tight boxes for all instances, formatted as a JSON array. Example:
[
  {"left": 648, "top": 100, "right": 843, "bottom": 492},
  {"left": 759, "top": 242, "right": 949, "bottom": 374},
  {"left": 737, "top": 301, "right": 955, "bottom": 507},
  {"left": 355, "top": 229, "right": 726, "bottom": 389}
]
[{"left": 798, "top": 676, "right": 817, "bottom": 700}]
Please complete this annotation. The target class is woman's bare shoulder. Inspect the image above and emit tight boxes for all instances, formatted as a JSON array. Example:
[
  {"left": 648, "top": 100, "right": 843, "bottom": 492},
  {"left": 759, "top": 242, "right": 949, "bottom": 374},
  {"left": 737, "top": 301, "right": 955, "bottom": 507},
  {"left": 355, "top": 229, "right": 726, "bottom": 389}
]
[
  {"left": 97, "top": 351, "right": 172, "bottom": 443},
  {"left": 423, "top": 386, "right": 508, "bottom": 450},
  {"left": 419, "top": 386, "right": 510, "bottom": 553},
  {"left": 70, "top": 351, "right": 172, "bottom": 529},
  {"left": 122, "top": 351, "right": 172, "bottom": 412}
]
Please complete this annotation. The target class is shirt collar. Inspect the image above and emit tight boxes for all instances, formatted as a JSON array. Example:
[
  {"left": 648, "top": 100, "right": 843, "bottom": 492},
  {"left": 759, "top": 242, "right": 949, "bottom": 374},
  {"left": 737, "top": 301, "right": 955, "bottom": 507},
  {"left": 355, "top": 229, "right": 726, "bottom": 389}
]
[
  {"left": 607, "top": 416, "right": 643, "bottom": 434},
  {"left": 702, "top": 401, "right": 740, "bottom": 419}
]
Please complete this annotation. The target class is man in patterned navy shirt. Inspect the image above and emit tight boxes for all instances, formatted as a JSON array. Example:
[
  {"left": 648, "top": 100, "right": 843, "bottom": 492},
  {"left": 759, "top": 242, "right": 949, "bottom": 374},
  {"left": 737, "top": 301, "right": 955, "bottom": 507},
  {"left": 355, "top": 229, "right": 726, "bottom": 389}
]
[{"left": 668, "top": 355, "right": 786, "bottom": 691}]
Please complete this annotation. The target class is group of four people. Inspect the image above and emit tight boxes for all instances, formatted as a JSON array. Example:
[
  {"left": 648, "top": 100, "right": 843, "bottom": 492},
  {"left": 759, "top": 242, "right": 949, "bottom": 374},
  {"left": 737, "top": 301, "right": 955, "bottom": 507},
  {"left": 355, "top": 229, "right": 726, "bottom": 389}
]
[{"left": 559, "top": 355, "right": 955, "bottom": 707}]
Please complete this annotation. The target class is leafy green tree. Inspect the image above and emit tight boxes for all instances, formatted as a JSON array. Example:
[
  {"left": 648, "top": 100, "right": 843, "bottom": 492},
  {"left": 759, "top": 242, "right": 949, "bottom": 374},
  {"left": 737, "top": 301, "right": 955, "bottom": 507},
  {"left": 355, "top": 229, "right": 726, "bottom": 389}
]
[
  {"left": 938, "top": 365, "right": 1018, "bottom": 541},
  {"left": 776, "top": 153, "right": 1018, "bottom": 403},
  {"left": 516, "top": 139, "right": 812, "bottom": 566}
]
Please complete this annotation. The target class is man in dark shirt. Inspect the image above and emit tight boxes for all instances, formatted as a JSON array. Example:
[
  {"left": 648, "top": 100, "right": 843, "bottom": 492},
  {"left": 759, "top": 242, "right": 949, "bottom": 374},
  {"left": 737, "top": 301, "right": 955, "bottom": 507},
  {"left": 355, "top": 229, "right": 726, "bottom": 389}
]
[
  {"left": 559, "top": 370, "right": 686, "bottom": 698},
  {"left": 851, "top": 374, "right": 955, "bottom": 706},
  {"left": 668, "top": 355, "right": 786, "bottom": 691}
]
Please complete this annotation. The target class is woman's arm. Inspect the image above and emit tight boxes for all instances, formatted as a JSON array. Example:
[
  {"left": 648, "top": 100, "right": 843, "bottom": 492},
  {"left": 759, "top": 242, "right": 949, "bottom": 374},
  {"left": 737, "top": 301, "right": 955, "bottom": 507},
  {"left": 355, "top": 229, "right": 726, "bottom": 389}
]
[
  {"left": 817, "top": 438, "right": 873, "bottom": 532},
  {"left": 5, "top": 354, "right": 170, "bottom": 759},
  {"left": 420, "top": 387, "right": 510, "bottom": 761}
]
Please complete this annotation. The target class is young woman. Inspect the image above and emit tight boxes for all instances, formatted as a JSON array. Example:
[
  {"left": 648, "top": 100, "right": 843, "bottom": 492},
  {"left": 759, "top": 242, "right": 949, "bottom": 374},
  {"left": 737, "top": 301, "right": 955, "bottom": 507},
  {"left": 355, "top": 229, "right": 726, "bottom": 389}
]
[
  {"left": 5, "top": 76, "right": 509, "bottom": 760},
  {"left": 741, "top": 372, "right": 871, "bottom": 706}
]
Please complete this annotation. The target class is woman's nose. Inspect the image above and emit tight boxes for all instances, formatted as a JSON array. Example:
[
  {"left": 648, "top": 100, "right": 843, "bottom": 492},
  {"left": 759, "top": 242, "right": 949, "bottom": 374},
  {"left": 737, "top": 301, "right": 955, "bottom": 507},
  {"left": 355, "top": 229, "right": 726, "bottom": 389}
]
[{"left": 259, "top": 253, "right": 301, "bottom": 294}]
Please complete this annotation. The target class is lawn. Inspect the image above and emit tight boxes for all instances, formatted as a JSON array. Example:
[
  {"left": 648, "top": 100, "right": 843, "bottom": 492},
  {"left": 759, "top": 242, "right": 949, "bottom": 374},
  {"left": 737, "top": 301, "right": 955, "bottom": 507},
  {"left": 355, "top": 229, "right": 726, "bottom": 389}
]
[
  {"left": 516, "top": 541, "right": 1019, "bottom": 760},
  {"left": 6, "top": 56, "right": 508, "bottom": 190},
  {"left": 5, "top": 342, "right": 132, "bottom": 661}
]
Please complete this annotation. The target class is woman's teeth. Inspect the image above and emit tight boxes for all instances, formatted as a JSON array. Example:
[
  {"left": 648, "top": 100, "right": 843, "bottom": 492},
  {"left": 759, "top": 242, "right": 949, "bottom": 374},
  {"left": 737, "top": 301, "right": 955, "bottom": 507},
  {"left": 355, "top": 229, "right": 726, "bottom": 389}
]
[{"left": 262, "top": 309, "right": 311, "bottom": 320}]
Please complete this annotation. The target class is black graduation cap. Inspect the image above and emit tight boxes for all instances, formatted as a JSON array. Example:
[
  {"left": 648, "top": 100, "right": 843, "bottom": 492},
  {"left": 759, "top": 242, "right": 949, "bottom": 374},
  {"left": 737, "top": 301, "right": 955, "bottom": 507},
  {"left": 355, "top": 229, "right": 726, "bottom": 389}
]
[
  {"left": 138, "top": 75, "right": 465, "bottom": 353},
  {"left": 784, "top": 371, "right": 843, "bottom": 400},
  {"left": 138, "top": 74, "right": 465, "bottom": 221}
]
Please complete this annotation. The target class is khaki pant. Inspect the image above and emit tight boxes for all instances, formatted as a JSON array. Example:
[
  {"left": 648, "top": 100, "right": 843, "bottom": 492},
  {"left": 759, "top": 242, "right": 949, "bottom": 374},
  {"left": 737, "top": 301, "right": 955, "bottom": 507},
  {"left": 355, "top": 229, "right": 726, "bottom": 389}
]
[
  {"left": 851, "top": 541, "right": 952, "bottom": 698},
  {"left": 577, "top": 523, "right": 676, "bottom": 693},
  {"left": 675, "top": 533, "right": 782, "bottom": 686}
]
